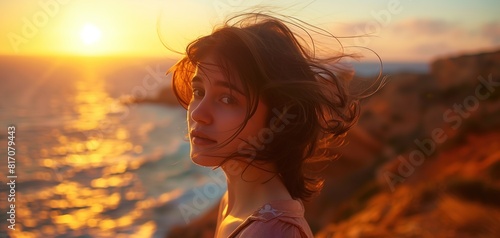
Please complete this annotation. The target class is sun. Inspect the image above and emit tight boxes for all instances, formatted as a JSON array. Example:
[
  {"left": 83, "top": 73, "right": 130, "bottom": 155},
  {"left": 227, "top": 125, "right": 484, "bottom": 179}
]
[{"left": 80, "top": 24, "right": 102, "bottom": 45}]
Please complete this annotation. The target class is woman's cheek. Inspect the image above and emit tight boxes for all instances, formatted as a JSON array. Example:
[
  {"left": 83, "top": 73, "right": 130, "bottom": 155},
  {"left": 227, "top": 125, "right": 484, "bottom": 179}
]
[{"left": 215, "top": 107, "right": 247, "bottom": 135}]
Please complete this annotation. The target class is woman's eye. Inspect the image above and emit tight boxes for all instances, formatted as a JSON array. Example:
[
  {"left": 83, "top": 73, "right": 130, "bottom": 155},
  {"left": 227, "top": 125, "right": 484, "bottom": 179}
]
[
  {"left": 192, "top": 88, "right": 204, "bottom": 98},
  {"left": 221, "top": 96, "right": 236, "bottom": 105}
]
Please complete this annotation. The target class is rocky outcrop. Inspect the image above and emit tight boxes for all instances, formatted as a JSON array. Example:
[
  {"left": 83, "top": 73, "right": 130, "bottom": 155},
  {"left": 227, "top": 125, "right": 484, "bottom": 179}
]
[
  {"left": 126, "top": 86, "right": 180, "bottom": 106},
  {"left": 316, "top": 131, "right": 500, "bottom": 238},
  {"left": 314, "top": 48, "right": 500, "bottom": 237},
  {"left": 431, "top": 49, "right": 500, "bottom": 90}
]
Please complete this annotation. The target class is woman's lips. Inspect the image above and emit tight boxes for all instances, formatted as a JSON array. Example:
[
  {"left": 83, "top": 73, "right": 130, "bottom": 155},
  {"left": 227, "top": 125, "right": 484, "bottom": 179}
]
[
  {"left": 190, "top": 130, "right": 217, "bottom": 146},
  {"left": 192, "top": 136, "right": 217, "bottom": 145}
]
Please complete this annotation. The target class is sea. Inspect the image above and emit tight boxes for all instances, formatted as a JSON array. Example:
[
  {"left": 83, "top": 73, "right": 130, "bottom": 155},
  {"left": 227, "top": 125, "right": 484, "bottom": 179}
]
[{"left": 0, "top": 55, "right": 428, "bottom": 238}]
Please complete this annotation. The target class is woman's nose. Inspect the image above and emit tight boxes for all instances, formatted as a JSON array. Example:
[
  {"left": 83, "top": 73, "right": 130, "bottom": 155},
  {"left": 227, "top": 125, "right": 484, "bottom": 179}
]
[{"left": 189, "top": 98, "right": 213, "bottom": 125}]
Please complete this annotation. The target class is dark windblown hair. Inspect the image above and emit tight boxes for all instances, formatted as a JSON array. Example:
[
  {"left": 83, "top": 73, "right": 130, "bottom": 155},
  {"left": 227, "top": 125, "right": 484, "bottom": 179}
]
[{"left": 167, "top": 12, "right": 383, "bottom": 201}]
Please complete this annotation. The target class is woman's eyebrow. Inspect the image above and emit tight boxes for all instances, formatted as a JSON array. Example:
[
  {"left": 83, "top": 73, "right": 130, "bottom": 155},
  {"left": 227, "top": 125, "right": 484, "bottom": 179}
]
[
  {"left": 214, "top": 81, "right": 245, "bottom": 95},
  {"left": 191, "top": 75, "right": 203, "bottom": 84},
  {"left": 191, "top": 75, "right": 245, "bottom": 95}
]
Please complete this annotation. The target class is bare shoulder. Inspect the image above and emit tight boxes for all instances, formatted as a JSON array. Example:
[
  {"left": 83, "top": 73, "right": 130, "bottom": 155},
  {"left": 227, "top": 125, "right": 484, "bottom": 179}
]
[{"left": 216, "top": 191, "right": 228, "bottom": 227}]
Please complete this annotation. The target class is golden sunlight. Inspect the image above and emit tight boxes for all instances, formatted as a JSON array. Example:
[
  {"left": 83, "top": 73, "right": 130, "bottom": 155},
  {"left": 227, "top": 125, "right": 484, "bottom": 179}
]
[{"left": 80, "top": 24, "right": 102, "bottom": 45}]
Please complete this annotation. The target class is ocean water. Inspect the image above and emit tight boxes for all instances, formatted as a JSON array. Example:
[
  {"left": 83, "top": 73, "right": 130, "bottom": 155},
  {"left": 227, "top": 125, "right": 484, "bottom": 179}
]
[
  {"left": 0, "top": 56, "right": 427, "bottom": 237},
  {"left": 0, "top": 56, "right": 225, "bottom": 238},
  {"left": 352, "top": 61, "right": 429, "bottom": 77}
]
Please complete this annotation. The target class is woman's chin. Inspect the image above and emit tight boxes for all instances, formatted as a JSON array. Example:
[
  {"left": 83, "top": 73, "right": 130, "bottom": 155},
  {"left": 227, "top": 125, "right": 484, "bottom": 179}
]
[{"left": 190, "top": 154, "right": 224, "bottom": 167}]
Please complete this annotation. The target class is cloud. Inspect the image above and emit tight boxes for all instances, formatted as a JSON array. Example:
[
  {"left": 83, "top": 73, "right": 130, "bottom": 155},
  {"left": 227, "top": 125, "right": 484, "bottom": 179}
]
[
  {"left": 412, "top": 42, "right": 451, "bottom": 56},
  {"left": 392, "top": 18, "right": 457, "bottom": 35},
  {"left": 481, "top": 21, "right": 500, "bottom": 44},
  {"left": 336, "top": 18, "right": 460, "bottom": 38},
  {"left": 336, "top": 21, "right": 374, "bottom": 35}
]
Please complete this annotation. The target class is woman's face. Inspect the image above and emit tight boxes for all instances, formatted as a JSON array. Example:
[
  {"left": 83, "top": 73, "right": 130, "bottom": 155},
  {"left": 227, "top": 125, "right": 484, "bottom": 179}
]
[{"left": 187, "top": 57, "right": 268, "bottom": 167}]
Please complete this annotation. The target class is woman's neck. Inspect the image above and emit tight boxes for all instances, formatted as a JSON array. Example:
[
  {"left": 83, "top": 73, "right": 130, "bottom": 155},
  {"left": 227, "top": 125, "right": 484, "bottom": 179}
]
[{"left": 221, "top": 160, "right": 292, "bottom": 219}]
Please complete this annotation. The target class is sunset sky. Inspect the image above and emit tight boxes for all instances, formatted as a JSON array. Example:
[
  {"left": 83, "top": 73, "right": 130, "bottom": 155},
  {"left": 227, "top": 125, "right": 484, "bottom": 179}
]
[{"left": 1, "top": 0, "right": 499, "bottom": 62}]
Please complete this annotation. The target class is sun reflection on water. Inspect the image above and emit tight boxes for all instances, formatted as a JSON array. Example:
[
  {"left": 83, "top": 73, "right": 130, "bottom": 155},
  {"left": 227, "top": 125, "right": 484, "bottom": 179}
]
[{"left": 7, "top": 59, "right": 173, "bottom": 238}]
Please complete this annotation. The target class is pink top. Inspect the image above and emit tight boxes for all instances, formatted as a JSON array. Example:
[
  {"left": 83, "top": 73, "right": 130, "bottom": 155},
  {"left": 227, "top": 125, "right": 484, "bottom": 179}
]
[{"left": 227, "top": 199, "right": 314, "bottom": 238}]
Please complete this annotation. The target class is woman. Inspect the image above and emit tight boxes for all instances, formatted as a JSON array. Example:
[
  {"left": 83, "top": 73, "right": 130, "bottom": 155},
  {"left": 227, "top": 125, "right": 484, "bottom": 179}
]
[{"left": 168, "top": 13, "right": 378, "bottom": 238}]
